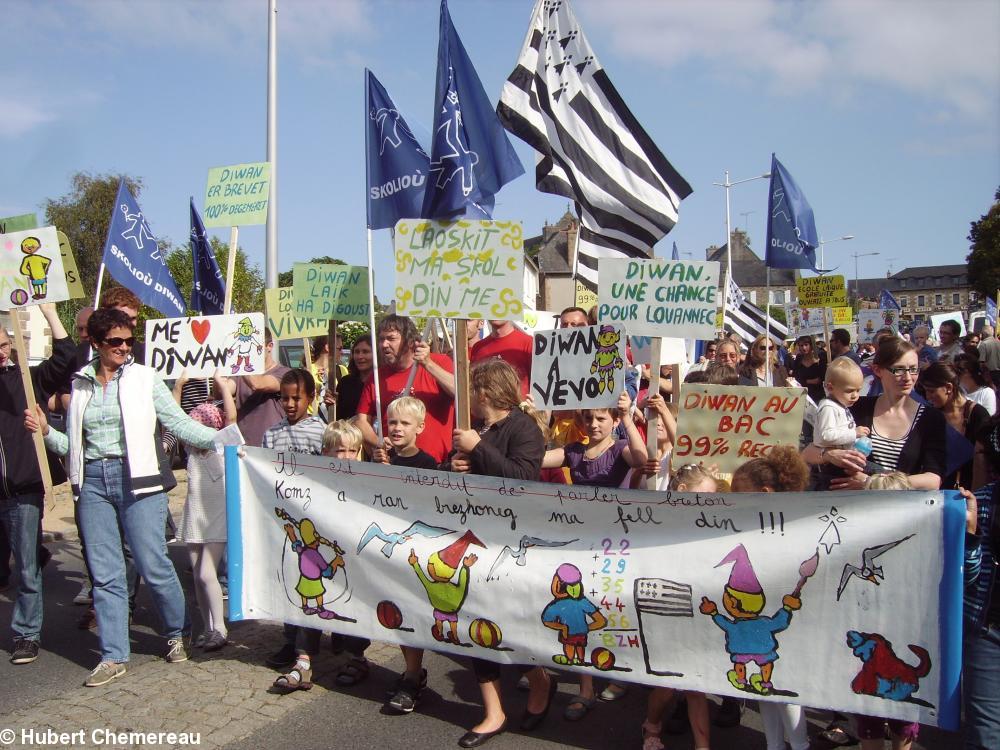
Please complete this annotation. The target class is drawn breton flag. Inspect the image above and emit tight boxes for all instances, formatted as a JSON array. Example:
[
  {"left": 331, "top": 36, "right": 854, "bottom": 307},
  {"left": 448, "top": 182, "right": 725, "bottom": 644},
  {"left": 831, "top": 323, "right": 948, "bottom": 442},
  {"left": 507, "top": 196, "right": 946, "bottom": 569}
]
[
  {"left": 190, "top": 199, "right": 225, "bottom": 315},
  {"left": 366, "top": 69, "right": 430, "bottom": 230},
  {"left": 879, "top": 288, "right": 901, "bottom": 312},
  {"left": 100, "top": 180, "right": 185, "bottom": 317},
  {"left": 498, "top": 0, "right": 692, "bottom": 290},
  {"left": 724, "top": 278, "right": 788, "bottom": 343},
  {"left": 421, "top": 0, "right": 523, "bottom": 220}
]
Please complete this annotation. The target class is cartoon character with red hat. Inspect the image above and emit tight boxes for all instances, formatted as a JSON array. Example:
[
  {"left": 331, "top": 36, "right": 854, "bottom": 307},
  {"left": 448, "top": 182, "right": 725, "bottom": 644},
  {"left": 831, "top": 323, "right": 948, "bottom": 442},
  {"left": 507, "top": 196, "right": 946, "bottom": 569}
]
[
  {"left": 699, "top": 544, "right": 802, "bottom": 695},
  {"left": 408, "top": 530, "right": 485, "bottom": 645},
  {"left": 541, "top": 563, "right": 608, "bottom": 665}
]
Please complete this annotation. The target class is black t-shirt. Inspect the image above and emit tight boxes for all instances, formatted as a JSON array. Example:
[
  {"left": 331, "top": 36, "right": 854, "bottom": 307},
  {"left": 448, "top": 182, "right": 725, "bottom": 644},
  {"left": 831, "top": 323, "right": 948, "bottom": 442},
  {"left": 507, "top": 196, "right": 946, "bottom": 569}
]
[
  {"left": 791, "top": 354, "right": 828, "bottom": 403},
  {"left": 391, "top": 449, "right": 439, "bottom": 470}
]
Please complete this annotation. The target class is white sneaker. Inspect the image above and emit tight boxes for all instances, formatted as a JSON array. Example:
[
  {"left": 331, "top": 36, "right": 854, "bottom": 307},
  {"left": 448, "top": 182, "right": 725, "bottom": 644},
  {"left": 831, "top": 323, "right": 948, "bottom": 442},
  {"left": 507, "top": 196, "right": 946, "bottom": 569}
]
[
  {"left": 165, "top": 638, "right": 188, "bottom": 663},
  {"left": 85, "top": 661, "right": 126, "bottom": 687}
]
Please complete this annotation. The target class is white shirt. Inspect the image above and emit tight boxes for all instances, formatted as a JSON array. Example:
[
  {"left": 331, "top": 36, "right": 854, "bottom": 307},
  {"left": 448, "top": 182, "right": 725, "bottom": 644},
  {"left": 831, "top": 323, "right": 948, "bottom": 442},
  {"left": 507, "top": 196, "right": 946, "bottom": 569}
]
[
  {"left": 814, "top": 398, "right": 858, "bottom": 448},
  {"left": 964, "top": 386, "right": 997, "bottom": 417}
]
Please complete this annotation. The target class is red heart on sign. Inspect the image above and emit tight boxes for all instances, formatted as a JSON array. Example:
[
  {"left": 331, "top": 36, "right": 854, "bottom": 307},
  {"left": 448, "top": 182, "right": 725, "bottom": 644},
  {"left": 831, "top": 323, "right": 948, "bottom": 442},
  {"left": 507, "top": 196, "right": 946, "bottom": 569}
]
[{"left": 191, "top": 319, "right": 211, "bottom": 345}]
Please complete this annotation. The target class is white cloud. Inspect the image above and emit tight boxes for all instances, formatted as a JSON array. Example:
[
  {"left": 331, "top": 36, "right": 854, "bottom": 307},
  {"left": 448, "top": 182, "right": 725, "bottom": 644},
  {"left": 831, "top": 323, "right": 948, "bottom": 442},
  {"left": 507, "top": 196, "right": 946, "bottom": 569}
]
[
  {"left": 579, "top": 0, "right": 999, "bottom": 118},
  {"left": 0, "top": 101, "right": 55, "bottom": 139}
]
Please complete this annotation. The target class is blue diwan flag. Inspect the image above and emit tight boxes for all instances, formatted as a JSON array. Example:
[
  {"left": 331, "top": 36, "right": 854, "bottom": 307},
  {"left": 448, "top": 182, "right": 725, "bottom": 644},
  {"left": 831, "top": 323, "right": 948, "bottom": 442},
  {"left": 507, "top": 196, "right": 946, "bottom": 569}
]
[
  {"left": 101, "top": 180, "right": 185, "bottom": 317},
  {"left": 421, "top": 0, "right": 524, "bottom": 219},
  {"left": 190, "top": 199, "right": 225, "bottom": 315},
  {"left": 366, "top": 70, "right": 431, "bottom": 230},
  {"left": 879, "top": 288, "right": 901, "bottom": 311},
  {"left": 987, "top": 297, "right": 997, "bottom": 327},
  {"left": 671, "top": 241, "right": 679, "bottom": 261},
  {"left": 765, "top": 154, "right": 821, "bottom": 272}
]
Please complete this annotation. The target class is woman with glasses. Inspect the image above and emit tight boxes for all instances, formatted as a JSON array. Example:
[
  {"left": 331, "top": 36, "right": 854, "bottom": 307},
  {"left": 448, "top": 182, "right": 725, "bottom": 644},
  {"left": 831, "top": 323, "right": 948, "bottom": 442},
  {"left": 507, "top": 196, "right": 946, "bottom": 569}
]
[
  {"left": 738, "top": 334, "right": 789, "bottom": 387},
  {"left": 802, "top": 338, "right": 945, "bottom": 491},
  {"left": 24, "top": 308, "right": 218, "bottom": 687},
  {"left": 789, "top": 335, "right": 827, "bottom": 403}
]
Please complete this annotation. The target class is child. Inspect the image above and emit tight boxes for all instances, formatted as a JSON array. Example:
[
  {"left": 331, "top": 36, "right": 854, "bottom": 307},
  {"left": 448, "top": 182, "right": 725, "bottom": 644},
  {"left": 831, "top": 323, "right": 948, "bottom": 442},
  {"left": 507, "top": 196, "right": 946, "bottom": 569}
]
[
  {"left": 177, "top": 370, "right": 237, "bottom": 652},
  {"left": 642, "top": 464, "right": 718, "bottom": 750},
  {"left": 262, "top": 369, "right": 328, "bottom": 692},
  {"left": 813, "top": 357, "right": 871, "bottom": 490},
  {"left": 373, "top": 397, "right": 438, "bottom": 470},
  {"left": 629, "top": 393, "right": 676, "bottom": 490}
]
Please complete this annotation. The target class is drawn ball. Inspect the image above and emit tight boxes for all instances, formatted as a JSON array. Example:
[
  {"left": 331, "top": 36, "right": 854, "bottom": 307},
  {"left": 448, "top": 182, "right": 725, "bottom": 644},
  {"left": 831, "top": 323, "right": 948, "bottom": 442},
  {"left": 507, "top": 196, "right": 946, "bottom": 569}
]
[
  {"left": 376, "top": 600, "right": 403, "bottom": 630},
  {"left": 469, "top": 618, "right": 503, "bottom": 649},
  {"left": 9, "top": 289, "right": 28, "bottom": 306},
  {"left": 591, "top": 647, "right": 615, "bottom": 671}
]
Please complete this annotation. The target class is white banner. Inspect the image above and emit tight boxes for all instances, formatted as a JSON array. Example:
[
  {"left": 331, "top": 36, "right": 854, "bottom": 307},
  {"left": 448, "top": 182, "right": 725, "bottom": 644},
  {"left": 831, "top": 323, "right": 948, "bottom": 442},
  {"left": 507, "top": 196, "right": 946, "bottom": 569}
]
[
  {"left": 144, "top": 312, "right": 266, "bottom": 378},
  {"left": 530, "top": 324, "right": 627, "bottom": 410},
  {"left": 858, "top": 309, "right": 901, "bottom": 343},
  {"left": 228, "top": 448, "right": 963, "bottom": 729}
]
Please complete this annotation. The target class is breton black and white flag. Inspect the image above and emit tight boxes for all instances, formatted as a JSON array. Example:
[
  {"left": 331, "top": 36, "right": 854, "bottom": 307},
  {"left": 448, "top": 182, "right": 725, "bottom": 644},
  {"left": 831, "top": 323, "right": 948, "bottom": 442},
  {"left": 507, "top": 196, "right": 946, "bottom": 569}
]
[
  {"left": 497, "top": 0, "right": 692, "bottom": 290},
  {"left": 724, "top": 278, "right": 788, "bottom": 343}
]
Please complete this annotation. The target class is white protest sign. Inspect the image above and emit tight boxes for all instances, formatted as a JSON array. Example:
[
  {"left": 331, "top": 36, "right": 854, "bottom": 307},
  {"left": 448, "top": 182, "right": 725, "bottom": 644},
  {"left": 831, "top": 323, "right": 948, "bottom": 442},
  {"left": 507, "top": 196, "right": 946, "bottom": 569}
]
[
  {"left": 784, "top": 305, "right": 833, "bottom": 338},
  {"left": 530, "top": 324, "right": 627, "bottom": 409},
  {"left": 0, "top": 226, "right": 71, "bottom": 311},
  {"left": 629, "top": 336, "right": 687, "bottom": 367},
  {"left": 930, "top": 311, "right": 966, "bottom": 337},
  {"left": 858, "top": 309, "right": 901, "bottom": 344},
  {"left": 598, "top": 259, "right": 719, "bottom": 339},
  {"left": 144, "top": 312, "right": 266, "bottom": 378}
]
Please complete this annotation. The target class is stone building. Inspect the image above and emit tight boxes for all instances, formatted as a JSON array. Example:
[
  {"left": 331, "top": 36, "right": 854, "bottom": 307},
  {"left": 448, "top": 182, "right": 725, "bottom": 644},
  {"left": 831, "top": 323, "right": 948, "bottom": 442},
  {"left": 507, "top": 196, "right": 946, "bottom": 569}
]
[{"left": 853, "top": 264, "right": 976, "bottom": 322}]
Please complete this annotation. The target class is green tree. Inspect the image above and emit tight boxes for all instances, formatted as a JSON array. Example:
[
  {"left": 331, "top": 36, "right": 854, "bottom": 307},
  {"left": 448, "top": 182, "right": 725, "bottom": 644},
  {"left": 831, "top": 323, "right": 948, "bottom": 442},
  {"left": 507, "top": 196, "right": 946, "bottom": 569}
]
[
  {"left": 166, "top": 238, "right": 265, "bottom": 315},
  {"left": 967, "top": 187, "right": 1000, "bottom": 301}
]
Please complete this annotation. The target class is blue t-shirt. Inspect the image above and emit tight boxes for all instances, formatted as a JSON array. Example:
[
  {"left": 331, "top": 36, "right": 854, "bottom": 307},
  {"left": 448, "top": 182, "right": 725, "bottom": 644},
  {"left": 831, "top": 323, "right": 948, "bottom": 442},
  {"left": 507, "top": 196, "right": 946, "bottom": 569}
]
[
  {"left": 541, "top": 596, "right": 599, "bottom": 637},
  {"left": 711, "top": 608, "right": 792, "bottom": 661}
]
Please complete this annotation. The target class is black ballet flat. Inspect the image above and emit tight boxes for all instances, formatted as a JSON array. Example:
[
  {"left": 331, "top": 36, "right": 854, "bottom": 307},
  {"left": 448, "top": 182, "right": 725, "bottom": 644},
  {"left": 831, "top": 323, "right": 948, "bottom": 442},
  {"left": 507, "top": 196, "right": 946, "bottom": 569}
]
[
  {"left": 519, "top": 676, "right": 558, "bottom": 731},
  {"left": 457, "top": 720, "right": 507, "bottom": 748}
]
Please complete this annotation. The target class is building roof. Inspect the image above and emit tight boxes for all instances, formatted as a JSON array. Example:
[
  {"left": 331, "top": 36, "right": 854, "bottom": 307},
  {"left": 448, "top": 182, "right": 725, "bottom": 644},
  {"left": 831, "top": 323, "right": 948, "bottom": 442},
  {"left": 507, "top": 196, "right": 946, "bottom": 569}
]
[
  {"left": 706, "top": 235, "right": 797, "bottom": 287},
  {"left": 891, "top": 265, "right": 968, "bottom": 279}
]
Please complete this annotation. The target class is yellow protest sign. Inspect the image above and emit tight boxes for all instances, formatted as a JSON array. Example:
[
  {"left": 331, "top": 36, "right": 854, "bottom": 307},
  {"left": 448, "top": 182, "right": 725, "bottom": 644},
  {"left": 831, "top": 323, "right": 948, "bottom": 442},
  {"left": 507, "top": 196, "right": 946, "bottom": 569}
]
[
  {"left": 832, "top": 307, "right": 853, "bottom": 326},
  {"left": 575, "top": 281, "right": 597, "bottom": 311},
  {"left": 797, "top": 275, "right": 847, "bottom": 307}
]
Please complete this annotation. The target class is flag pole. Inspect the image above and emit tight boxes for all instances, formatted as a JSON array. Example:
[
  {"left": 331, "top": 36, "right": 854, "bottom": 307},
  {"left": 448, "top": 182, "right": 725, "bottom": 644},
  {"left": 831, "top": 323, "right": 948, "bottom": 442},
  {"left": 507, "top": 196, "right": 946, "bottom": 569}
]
[
  {"left": 224, "top": 226, "right": 239, "bottom": 314},
  {"left": 363, "top": 70, "right": 383, "bottom": 442},
  {"left": 265, "top": 0, "right": 278, "bottom": 288},
  {"left": 92, "top": 263, "right": 106, "bottom": 310},
  {"left": 765, "top": 267, "right": 772, "bottom": 386}
]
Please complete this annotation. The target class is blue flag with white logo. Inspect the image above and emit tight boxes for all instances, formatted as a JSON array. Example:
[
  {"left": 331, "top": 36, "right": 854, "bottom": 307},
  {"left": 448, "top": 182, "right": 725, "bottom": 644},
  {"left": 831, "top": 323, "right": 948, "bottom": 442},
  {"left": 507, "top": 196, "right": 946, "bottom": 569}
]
[
  {"left": 879, "top": 288, "right": 901, "bottom": 311},
  {"left": 421, "top": 0, "right": 524, "bottom": 219},
  {"left": 366, "top": 70, "right": 431, "bottom": 230},
  {"left": 101, "top": 180, "right": 185, "bottom": 317},
  {"left": 987, "top": 297, "right": 997, "bottom": 327},
  {"left": 190, "top": 199, "right": 225, "bottom": 315},
  {"left": 765, "top": 154, "right": 821, "bottom": 272}
]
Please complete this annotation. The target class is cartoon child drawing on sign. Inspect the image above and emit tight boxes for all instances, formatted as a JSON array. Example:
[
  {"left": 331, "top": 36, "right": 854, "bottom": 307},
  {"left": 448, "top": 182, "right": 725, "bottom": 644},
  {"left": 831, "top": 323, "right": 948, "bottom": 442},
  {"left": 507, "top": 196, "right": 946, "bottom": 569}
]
[
  {"left": 409, "top": 531, "right": 484, "bottom": 645},
  {"left": 228, "top": 316, "right": 263, "bottom": 374},
  {"left": 590, "top": 325, "right": 624, "bottom": 394},
  {"left": 19, "top": 236, "right": 51, "bottom": 300},
  {"left": 278, "top": 509, "right": 347, "bottom": 620},
  {"left": 541, "top": 563, "right": 607, "bottom": 665}
]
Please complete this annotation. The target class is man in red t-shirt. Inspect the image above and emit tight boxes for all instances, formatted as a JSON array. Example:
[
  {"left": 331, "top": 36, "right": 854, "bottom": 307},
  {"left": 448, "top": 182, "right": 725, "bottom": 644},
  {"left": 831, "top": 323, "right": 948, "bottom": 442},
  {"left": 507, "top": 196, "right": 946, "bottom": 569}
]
[
  {"left": 356, "top": 315, "right": 455, "bottom": 463},
  {"left": 469, "top": 320, "right": 533, "bottom": 397}
]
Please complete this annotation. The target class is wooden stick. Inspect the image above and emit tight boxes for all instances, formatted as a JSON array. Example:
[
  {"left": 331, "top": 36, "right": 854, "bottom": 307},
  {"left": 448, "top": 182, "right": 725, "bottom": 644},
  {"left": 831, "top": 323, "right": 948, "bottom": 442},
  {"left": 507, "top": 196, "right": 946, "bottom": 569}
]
[
  {"left": 454, "top": 320, "right": 471, "bottom": 430},
  {"left": 327, "top": 320, "right": 338, "bottom": 422},
  {"left": 10, "top": 310, "right": 53, "bottom": 506},
  {"left": 644, "top": 338, "right": 662, "bottom": 491},
  {"left": 821, "top": 306, "right": 831, "bottom": 361},
  {"left": 223, "top": 226, "right": 239, "bottom": 314}
]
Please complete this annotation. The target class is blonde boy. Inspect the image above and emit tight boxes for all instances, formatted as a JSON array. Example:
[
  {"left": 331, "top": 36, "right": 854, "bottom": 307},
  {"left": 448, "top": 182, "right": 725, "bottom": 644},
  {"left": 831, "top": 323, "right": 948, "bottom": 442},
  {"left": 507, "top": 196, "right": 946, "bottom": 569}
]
[
  {"left": 375, "top": 397, "right": 438, "bottom": 470},
  {"left": 815, "top": 357, "right": 869, "bottom": 450},
  {"left": 322, "top": 420, "right": 363, "bottom": 459}
]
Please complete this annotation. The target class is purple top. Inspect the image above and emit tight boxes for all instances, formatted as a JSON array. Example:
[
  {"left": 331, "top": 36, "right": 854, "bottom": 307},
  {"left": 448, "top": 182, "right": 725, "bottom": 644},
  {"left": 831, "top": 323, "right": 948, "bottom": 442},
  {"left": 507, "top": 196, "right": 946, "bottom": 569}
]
[
  {"left": 299, "top": 547, "right": 327, "bottom": 579},
  {"left": 563, "top": 439, "right": 631, "bottom": 488}
]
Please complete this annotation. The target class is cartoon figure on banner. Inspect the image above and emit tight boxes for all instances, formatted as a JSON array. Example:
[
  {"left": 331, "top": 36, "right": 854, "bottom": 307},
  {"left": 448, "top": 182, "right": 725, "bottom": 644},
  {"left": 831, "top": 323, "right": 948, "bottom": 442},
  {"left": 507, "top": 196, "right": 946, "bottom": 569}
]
[
  {"left": 836, "top": 535, "right": 913, "bottom": 601},
  {"left": 818, "top": 506, "right": 847, "bottom": 554},
  {"left": 881, "top": 308, "right": 897, "bottom": 328},
  {"left": 700, "top": 545, "right": 819, "bottom": 695},
  {"left": 228, "top": 316, "right": 264, "bottom": 374},
  {"left": 275, "top": 507, "right": 355, "bottom": 622},
  {"left": 863, "top": 317, "right": 876, "bottom": 336},
  {"left": 846, "top": 630, "right": 932, "bottom": 705},
  {"left": 541, "top": 563, "right": 609, "bottom": 666},
  {"left": 590, "top": 325, "right": 624, "bottom": 394},
  {"left": 410, "top": 530, "right": 484, "bottom": 646},
  {"left": 18, "top": 236, "right": 51, "bottom": 300},
  {"left": 357, "top": 520, "right": 454, "bottom": 559}
]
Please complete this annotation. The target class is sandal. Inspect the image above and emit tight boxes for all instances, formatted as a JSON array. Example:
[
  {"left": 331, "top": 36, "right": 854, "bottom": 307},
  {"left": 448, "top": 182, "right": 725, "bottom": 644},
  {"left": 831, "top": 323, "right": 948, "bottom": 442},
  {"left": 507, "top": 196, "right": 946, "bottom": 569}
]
[
  {"left": 642, "top": 720, "right": 665, "bottom": 750},
  {"left": 272, "top": 666, "right": 313, "bottom": 692},
  {"left": 564, "top": 694, "right": 598, "bottom": 721},
  {"left": 818, "top": 723, "right": 858, "bottom": 747},
  {"left": 335, "top": 657, "right": 370, "bottom": 687}
]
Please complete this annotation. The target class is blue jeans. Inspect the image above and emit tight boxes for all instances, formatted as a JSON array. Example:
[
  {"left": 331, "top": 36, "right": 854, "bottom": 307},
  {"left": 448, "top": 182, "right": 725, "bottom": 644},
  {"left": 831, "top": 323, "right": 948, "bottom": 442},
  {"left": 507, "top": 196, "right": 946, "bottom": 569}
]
[
  {"left": 77, "top": 459, "right": 188, "bottom": 662},
  {"left": 0, "top": 493, "right": 43, "bottom": 642},
  {"left": 964, "top": 624, "right": 1000, "bottom": 750}
]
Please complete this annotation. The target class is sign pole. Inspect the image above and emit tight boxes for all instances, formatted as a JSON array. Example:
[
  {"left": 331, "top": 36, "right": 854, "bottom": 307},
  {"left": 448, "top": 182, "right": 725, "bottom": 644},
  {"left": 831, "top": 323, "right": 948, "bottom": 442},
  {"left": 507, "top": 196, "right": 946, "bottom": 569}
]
[
  {"left": 224, "top": 226, "right": 239, "bottom": 314},
  {"left": 645, "top": 338, "right": 662, "bottom": 490},
  {"left": 327, "top": 320, "right": 339, "bottom": 422},
  {"left": 10, "top": 310, "right": 53, "bottom": 506},
  {"left": 454, "top": 320, "right": 471, "bottom": 430}
]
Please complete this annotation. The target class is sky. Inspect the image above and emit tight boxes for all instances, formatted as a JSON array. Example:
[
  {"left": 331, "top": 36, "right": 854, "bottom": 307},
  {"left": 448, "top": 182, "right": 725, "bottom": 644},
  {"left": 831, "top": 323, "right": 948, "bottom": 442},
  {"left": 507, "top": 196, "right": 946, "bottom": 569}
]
[{"left": 3, "top": 0, "right": 998, "bottom": 305}]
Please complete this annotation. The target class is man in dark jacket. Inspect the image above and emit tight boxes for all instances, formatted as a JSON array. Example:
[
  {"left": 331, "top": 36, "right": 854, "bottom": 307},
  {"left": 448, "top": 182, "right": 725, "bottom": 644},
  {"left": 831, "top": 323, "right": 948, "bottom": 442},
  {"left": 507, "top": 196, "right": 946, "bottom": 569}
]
[{"left": 0, "top": 303, "right": 76, "bottom": 665}]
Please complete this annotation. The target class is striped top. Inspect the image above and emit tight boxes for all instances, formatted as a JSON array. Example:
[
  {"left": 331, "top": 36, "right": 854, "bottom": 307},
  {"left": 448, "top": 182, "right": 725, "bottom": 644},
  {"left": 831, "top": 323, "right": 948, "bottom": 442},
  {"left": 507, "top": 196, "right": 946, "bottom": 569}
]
[
  {"left": 261, "top": 415, "right": 325, "bottom": 455},
  {"left": 868, "top": 403, "right": 925, "bottom": 472}
]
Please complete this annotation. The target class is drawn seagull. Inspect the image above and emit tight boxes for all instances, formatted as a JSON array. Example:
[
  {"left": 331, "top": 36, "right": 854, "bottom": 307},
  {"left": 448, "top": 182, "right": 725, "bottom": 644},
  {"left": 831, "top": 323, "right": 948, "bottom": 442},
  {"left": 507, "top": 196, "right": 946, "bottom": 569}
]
[
  {"left": 356, "top": 521, "right": 455, "bottom": 559},
  {"left": 836, "top": 535, "right": 914, "bottom": 601},
  {"left": 486, "top": 536, "right": 579, "bottom": 581}
]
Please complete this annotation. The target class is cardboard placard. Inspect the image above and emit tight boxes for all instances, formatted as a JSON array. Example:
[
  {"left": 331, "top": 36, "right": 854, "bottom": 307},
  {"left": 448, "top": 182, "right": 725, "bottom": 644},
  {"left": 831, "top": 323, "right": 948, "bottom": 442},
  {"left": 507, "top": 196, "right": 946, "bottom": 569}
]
[
  {"left": 145, "top": 312, "right": 266, "bottom": 377},
  {"left": 858, "top": 309, "right": 900, "bottom": 344},
  {"left": 575, "top": 281, "right": 597, "bottom": 311},
  {"left": 530, "top": 323, "right": 627, "bottom": 409},
  {"left": 203, "top": 162, "right": 271, "bottom": 227},
  {"left": 784, "top": 305, "right": 833, "bottom": 338},
  {"left": 393, "top": 219, "right": 525, "bottom": 319},
  {"left": 292, "top": 263, "right": 370, "bottom": 322},
  {"left": 797, "top": 275, "right": 847, "bottom": 307},
  {"left": 0, "top": 226, "right": 72, "bottom": 310},
  {"left": 831, "top": 307, "right": 853, "bottom": 326},
  {"left": 629, "top": 335, "right": 687, "bottom": 367},
  {"left": 930, "top": 311, "right": 967, "bottom": 337},
  {"left": 673, "top": 383, "right": 806, "bottom": 474},
  {"left": 265, "top": 287, "right": 328, "bottom": 341},
  {"left": 597, "top": 259, "right": 719, "bottom": 339},
  {"left": 0, "top": 213, "right": 38, "bottom": 234}
]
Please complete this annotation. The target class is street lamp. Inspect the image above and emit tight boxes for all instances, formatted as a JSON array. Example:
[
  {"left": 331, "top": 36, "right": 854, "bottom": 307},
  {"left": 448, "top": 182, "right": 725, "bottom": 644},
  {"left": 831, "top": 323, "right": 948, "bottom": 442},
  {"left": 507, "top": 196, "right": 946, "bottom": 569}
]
[
  {"left": 713, "top": 171, "right": 771, "bottom": 327},
  {"left": 852, "top": 251, "right": 879, "bottom": 302},
  {"left": 818, "top": 234, "right": 854, "bottom": 270}
]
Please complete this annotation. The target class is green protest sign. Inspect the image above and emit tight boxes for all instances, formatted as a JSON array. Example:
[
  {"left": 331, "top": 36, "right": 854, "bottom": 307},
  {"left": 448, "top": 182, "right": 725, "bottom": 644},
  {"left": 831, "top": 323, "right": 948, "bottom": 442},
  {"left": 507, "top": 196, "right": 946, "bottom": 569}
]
[
  {"left": 203, "top": 162, "right": 271, "bottom": 228},
  {"left": 265, "top": 286, "right": 328, "bottom": 341},
  {"left": 292, "top": 263, "right": 370, "bottom": 322},
  {"left": 0, "top": 213, "right": 38, "bottom": 234}
]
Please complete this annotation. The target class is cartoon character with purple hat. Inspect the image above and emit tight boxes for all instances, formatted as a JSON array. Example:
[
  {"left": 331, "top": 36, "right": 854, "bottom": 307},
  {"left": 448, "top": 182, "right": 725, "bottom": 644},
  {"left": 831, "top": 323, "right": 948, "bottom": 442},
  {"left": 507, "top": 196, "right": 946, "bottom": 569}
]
[
  {"left": 590, "top": 325, "right": 624, "bottom": 394},
  {"left": 699, "top": 544, "right": 809, "bottom": 695},
  {"left": 541, "top": 563, "right": 608, "bottom": 665}
]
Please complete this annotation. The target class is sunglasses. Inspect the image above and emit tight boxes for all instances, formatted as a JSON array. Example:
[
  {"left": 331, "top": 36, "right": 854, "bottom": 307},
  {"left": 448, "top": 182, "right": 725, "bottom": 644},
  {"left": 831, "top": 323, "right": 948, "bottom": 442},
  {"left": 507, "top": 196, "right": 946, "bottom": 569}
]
[{"left": 102, "top": 337, "right": 135, "bottom": 348}]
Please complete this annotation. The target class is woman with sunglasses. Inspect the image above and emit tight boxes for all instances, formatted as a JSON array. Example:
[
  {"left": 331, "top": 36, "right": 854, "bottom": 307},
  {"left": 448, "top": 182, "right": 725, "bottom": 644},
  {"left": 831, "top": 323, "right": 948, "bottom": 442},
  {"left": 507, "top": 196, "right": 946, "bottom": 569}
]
[
  {"left": 738, "top": 334, "right": 789, "bottom": 387},
  {"left": 802, "top": 338, "right": 945, "bottom": 491},
  {"left": 24, "top": 308, "right": 219, "bottom": 687}
]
